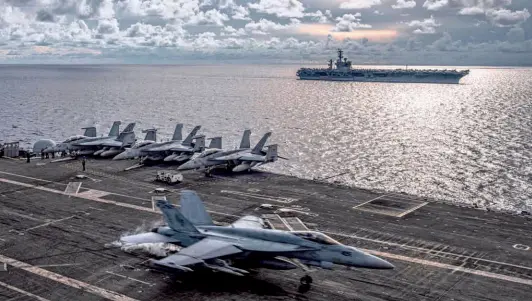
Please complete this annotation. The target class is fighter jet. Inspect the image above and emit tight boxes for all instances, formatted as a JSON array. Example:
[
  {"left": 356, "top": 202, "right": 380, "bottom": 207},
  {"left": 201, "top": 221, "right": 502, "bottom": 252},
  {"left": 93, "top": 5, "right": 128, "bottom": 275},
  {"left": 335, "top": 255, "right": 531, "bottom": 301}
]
[
  {"left": 69, "top": 122, "right": 136, "bottom": 156},
  {"left": 120, "top": 190, "right": 394, "bottom": 288},
  {"left": 143, "top": 125, "right": 203, "bottom": 162},
  {"left": 177, "top": 131, "right": 278, "bottom": 173},
  {"left": 112, "top": 124, "right": 202, "bottom": 162},
  {"left": 96, "top": 128, "right": 155, "bottom": 157},
  {"left": 42, "top": 126, "right": 98, "bottom": 154}
]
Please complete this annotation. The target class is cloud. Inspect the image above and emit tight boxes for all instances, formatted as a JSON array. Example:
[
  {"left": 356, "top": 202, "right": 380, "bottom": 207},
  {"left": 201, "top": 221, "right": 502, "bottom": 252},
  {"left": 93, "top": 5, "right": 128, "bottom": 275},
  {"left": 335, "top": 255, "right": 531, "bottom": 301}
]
[
  {"left": 231, "top": 5, "right": 251, "bottom": 20},
  {"left": 333, "top": 13, "right": 372, "bottom": 32},
  {"left": 248, "top": 0, "right": 305, "bottom": 18},
  {"left": 304, "top": 10, "right": 332, "bottom": 24},
  {"left": 186, "top": 9, "right": 229, "bottom": 26},
  {"left": 506, "top": 27, "right": 525, "bottom": 42},
  {"left": 485, "top": 8, "right": 530, "bottom": 27},
  {"left": 221, "top": 25, "right": 247, "bottom": 36},
  {"left": 392, "top": 0, "right": 416, "bottom": 9},
  {"left": 458, "top": 7, "right": 485, "bottom": 15},
  {"left": 422, "top": 0, "right": 449, "bottom": 11},
  {"left": 244, "top": 18, "right": 300, "bottom": 35},
  {"left": 339, "top": 0, "right": 382, "bottom": 9},
  {"left": 36, "top": 10, "right": 56, "bottom": 23},
  {"left": 408, "top": 15, "right": 440, "bottom": 34}
]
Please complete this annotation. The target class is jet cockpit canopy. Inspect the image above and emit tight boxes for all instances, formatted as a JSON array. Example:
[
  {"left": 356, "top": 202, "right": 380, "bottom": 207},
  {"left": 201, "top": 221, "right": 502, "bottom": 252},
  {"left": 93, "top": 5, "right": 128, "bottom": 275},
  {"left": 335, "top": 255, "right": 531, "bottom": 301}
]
[{"left": 291, "top": 231, "right": 341, "bottom": 245}]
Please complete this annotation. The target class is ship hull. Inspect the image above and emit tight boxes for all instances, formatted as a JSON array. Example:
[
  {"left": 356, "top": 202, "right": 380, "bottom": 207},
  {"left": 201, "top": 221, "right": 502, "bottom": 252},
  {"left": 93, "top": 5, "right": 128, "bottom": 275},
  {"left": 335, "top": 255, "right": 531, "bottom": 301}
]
[{"left": 297, "top": 75, "right": 464, "bottom": 84}]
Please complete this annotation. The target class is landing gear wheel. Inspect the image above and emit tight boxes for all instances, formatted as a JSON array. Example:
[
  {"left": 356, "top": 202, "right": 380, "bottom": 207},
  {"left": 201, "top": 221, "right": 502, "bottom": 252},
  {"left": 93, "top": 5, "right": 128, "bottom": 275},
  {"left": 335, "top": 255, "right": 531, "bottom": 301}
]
[{"left": 300, "top": 275, "right": 313, "bottom": 285}]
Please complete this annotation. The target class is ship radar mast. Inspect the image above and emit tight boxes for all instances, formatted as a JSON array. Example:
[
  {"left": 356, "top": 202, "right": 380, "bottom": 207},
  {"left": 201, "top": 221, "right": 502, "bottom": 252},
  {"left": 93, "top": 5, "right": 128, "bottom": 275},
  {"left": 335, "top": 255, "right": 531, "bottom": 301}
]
[{"left": 337, "top": 49, "right": 343, "bottom": 61}]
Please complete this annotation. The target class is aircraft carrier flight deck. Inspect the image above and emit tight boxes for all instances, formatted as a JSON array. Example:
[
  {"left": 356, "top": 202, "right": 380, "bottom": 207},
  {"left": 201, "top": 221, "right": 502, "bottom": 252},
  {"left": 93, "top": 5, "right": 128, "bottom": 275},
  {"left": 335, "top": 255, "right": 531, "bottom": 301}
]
[{"left": 0, "top": 157, "right": 530, "bottom": 301}]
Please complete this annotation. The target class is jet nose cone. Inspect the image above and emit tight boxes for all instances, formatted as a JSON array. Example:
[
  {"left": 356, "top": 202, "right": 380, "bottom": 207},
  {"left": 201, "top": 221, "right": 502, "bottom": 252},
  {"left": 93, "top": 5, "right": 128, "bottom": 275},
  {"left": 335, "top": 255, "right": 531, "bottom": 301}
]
[
  {"left": 177, "top": 161, "right": 194, "bottom": 170},
  {"left": 113, "top": 153, "right": 126, "bottom": 160},
  {"left": 364, "top": 254, "right": 394, "bottom": 269}
]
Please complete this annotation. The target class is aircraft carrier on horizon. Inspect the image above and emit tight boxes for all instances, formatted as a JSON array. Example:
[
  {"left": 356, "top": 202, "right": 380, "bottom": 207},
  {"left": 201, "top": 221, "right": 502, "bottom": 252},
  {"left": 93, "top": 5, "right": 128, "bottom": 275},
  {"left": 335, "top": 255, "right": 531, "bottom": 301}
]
[
  {"left": 296, "top": 49, "right": 470, "bottom": 84},
  {"left": 0, "top": 157, "right": 530, "bottom": 301}
]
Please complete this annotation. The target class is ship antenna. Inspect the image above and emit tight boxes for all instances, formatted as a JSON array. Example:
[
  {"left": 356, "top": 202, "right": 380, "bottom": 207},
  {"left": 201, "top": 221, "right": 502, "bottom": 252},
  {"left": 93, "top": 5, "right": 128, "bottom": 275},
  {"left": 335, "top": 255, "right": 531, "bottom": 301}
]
[{"left": 337, "top": 48, "right": 343, "bottom": 61}]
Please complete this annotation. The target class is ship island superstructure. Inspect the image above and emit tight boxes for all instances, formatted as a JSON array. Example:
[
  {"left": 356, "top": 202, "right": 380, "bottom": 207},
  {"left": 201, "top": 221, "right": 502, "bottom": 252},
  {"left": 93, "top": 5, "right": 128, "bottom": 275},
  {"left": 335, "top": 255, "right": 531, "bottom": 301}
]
[{"left": 296, "top": 49, "right": 470, "bottom": 84}]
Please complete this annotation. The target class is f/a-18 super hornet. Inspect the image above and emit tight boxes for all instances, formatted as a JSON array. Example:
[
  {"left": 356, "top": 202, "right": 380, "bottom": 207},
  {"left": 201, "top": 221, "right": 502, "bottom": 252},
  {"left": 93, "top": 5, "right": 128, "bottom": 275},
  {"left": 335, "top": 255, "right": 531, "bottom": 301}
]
[
  {"left": 177, "top": 131, "right": 278, "bottom": 173},
  {"left": 112, "top": 124, "right": 202, "bottom": 162},
  {"left": 42, "top": 121, "right": 127, "bottom": 155},
  {"left": 119, "top": 191, "right": 394, "bottom": 289},
  {"left": 142, "top": 125, "right": 204, "bottom": 163},
  {"left": 41, "top": 126, "right": 98, "bottom": 154},
  {"left": 69, "top": 122, "right": 136, "bottom": 156},
  {"left": 93, "top": 127, "right": 157, "bottom": 158}
]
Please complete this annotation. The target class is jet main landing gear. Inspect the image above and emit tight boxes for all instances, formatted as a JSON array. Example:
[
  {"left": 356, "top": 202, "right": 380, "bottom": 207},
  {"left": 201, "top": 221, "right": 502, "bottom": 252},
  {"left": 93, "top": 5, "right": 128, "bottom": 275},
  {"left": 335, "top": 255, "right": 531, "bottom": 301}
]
[
  {"left": 300, "top": 275, "right": 313, "bottom": 285},
  {"left": 298, "top": 275, "right": 313, "bottom": 293}
]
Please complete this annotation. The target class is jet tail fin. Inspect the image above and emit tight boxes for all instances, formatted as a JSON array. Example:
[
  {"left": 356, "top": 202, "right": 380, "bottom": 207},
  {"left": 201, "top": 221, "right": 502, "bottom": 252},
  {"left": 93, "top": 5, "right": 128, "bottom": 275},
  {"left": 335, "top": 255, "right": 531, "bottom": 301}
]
[
  {"left": 240, "top": 130, "right": 251, "bottom": 149},
  {"left": 172, "top": 124, "right": 183, "bottom": 141},
  {"left": 251, "top": 132, "right": 272, "bottom": 155},
  {"left": 183, "top": 126, "right": 201, "bottom": 146},
  {"left": 117, "top": 132, "right": 136, "bottom": 147},
  {"left": 108, "top": 121, "right": 121, "bottom": 137},
  {"left": 193, "top": 136, "right": 206, "bottom": 152},
  {"left": 179, "top": 190, "right": 214, "bottom": 226},
  {"left": 208, "top": 137, "right": 222, "bottom": 149},
  {"left": 265, "top": 144, "right": 278, "bottom": 162},
  {"left": 143, "top": 129, "right": 157, "bottom": 142},
  {"left": 156, "top": 199, "right": 202, "bottom": 233},
  {"left": 82, "top": 127, "right": 96, "bottom": 138},
  {"left": 122, "top": 123, "right": 136, "bottom": 133}
]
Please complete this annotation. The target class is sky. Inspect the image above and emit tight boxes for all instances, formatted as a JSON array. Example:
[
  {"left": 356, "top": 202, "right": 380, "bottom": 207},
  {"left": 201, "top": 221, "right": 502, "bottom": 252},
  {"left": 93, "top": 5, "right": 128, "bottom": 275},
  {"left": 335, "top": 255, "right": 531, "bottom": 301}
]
[{"left": 0, "top": 0, "right": 531, "bottom": 65}]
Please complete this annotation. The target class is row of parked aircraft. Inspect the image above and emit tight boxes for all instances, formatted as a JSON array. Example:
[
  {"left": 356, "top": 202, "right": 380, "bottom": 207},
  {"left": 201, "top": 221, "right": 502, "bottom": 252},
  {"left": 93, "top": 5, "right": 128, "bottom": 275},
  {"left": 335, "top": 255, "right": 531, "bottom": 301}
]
[{"left": 39, "top": 121, "right": 280, "bottom": 173}]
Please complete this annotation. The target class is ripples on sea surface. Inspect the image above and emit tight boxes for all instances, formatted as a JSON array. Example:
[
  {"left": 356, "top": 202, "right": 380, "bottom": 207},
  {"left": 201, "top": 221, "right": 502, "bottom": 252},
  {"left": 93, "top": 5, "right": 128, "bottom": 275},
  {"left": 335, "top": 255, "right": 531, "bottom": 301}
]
[{"left": 0, "top": 64, "right": 531, "bottom": 212}]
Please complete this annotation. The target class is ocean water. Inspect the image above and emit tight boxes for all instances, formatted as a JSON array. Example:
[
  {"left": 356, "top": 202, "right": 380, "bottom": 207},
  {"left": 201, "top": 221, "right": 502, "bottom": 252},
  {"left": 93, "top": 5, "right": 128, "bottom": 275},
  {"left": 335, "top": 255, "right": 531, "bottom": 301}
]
[{"left": 0, "top": 64, "right": 531, "bottom": 212}]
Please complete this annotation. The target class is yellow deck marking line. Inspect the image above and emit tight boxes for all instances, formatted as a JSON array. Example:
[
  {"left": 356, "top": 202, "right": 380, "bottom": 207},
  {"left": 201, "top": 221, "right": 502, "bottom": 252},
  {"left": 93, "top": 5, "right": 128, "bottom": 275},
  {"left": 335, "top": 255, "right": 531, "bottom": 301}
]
[{"left": 0, "top": 254, "right": 138, "bottom": 301}]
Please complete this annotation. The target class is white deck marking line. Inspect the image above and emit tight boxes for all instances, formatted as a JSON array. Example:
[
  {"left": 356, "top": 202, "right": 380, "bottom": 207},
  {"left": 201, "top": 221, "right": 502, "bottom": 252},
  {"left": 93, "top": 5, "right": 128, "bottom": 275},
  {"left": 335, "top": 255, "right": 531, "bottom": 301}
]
[
  {"left": 24, "top": 215, "right": 76, "bottom": 232},
  {"left": 105, "top": 271, "right": 154, "bottom": 286},
  {"left": 0, "top": 254, "right": 138, "bottom": 301},
  {"left": 324, "top": 230, "right": 532, "bottom": 272},
  {"left": 363, "top": 248, "right": 532, "bottom": 286},
  {"left": 0, "top": 178, "right": 238, "bottom": 218},
  {"left": 0, "top": 280, "right": 51, "bottom": 301},
  {"left": 221, "top": 190, "right": 298, "bottom": 204},
  {"left": 36, "top": 263, "right": 81, "bottom": 268},
  {"left": 0, "top": 171, "right": 55, "bottom": 183},
  {"left": 396, "top": 202, "right": 429, "bottom": 217},
  {"left": 352, "top": 193, "right": 392, "bottom": 209},
  {"left": 3, "top": 174, "right": 531, "bottom": 286},
  {"left": 2, "top": 210, "right": 43, "bottom": 222},
  {"left": 64, "top": 182, "right": 82, "bottom": 195}
]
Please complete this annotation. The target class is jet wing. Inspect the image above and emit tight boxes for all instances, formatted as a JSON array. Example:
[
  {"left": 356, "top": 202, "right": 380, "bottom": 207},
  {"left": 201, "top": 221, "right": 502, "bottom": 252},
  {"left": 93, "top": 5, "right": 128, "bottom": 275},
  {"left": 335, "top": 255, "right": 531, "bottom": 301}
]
[
  {"left": 229, "top": 216, "right": 266, "bottom": 229},
  {"left": 214, "top": 153, "right": 264, "bottom": 162},
  {"left": 146, "top": 141, "right": 183, "bottom": 152},
  {"left": 151, "top": 238, "right": 242, "bottom": 270},
  {"left": 100, "top": 140, "right": 122, "bottom": 147},
  {"left": 77, "top": 138, "right": 112, "bottom": 146}
]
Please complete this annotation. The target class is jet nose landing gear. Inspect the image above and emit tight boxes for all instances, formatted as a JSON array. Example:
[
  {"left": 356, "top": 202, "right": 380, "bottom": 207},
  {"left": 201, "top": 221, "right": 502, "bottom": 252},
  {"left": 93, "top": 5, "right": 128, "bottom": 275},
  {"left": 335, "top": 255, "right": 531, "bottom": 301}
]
[{"left": 298, "top": 275, "right": 313, "bottom": 293}]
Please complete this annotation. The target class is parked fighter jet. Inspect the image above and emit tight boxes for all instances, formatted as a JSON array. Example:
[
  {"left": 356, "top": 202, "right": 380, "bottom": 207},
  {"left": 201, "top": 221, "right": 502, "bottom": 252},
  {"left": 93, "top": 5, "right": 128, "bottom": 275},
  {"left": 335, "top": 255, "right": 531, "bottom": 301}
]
[
  {"left": 120, "top": 191, "right": 394, "bottom": 289},
  {"left": 177, "top": 132, "right": 277, "bottom": 173},
  {"left": 97, "top": 128, "right": 156, "bottom": 158},
  {"left": 112, "top": 124, "right": 202, "bottom": 162},
  {"left": 41, "top": 126, "right": 98, "bottom": 154},
  {"left": 68, "top": 122, "right": 136, "bottom": 156},
  {"left": 143, "top": 125, "right": 202, "bottom": 162}
]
